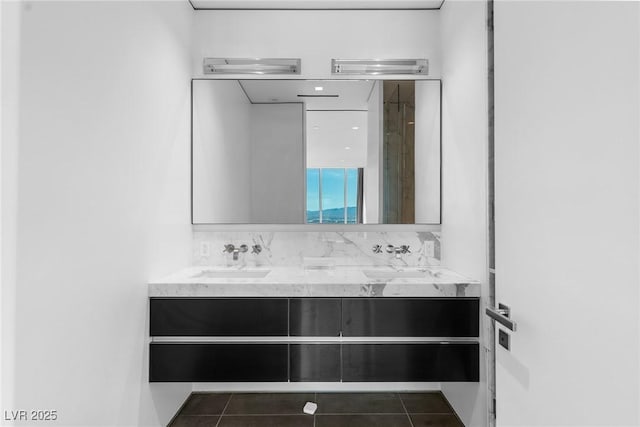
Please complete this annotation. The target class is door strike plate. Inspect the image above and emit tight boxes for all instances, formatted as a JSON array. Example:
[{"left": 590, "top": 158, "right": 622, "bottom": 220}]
[{"left": 499, "top": 329, "right": 510, "bottom": 351}]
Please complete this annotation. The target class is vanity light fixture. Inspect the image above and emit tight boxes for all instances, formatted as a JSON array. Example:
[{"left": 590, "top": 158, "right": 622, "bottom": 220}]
[
  {"left": 203, "top": 58, "right": 301, "bottom": 75},
  {"left": 331, "top": 58, "right": 428, "bottom": 75}
]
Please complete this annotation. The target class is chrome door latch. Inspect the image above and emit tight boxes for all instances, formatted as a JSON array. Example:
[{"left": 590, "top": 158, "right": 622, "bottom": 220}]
[
  {"left": 486, "top": 303, "right": 516, "bottom": 351},
  {"left": 485, "top": 303, "right": 517, "bottom": 332}
]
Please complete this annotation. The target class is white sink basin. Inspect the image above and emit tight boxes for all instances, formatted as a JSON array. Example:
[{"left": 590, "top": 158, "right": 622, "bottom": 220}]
[
  {"left": 192, "top": 269, "right": 271, "bottom": 279},
  {"left": 363, "top": 269, "right": 434, "bottom": 279}
]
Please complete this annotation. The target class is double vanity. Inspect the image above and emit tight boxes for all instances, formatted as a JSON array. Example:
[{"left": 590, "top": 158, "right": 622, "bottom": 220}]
[
  {"left": 173, "top": 74, "right": 465, "bottom": 385},
  {"left": 148, "top": 265, "right": 480, "bottom": 384},
  {"left": 150, "top": 68, "right": 476, "bottom": 387}
]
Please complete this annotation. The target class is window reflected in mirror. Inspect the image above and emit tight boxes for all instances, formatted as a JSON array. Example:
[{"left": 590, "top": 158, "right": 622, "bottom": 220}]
[{"left": 306, "top": 168, "right": 361, "bottom": 224}]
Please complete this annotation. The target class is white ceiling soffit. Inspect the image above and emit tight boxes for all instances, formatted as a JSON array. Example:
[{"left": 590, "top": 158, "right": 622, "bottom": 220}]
[
  {"left": 190, "top": 0, "right": 444, "bottom": 10},
  {"left": 239, "top": 80, "right": 375, "bottom": 110}
]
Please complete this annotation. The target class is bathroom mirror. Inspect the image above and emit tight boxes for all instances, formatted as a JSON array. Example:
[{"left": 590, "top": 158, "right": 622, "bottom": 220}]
[{"left": 192, "top": 79, "right": 441, "bottom": 225}]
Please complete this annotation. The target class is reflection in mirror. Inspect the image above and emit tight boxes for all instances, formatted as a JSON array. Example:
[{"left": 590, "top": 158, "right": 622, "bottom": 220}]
[{"left": 192, "top": 79, "right": 440, "bottom": 225}]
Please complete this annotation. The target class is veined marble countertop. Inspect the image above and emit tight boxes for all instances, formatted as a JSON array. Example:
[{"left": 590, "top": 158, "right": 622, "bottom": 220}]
[{"left": 149, "top": 265, "right": 480, "bottom": 298}]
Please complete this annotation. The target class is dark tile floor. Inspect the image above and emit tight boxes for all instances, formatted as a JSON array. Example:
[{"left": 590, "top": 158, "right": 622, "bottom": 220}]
[{"left": 168, "top": 392, "right": 464, "bottom": 427}]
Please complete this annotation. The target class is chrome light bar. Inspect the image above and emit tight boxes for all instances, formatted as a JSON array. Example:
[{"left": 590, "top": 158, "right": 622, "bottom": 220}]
[
  {"left": 203, "top": 58, "right": 301, "bottom": 75},
  {"left": 331, "top": 59, "right": 428, "bottom": 75}
]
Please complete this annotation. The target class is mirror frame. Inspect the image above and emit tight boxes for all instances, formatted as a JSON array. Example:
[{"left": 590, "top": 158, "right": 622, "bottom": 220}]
[{"left": 190, "top": 77, "right": 443, "bottom": 231}]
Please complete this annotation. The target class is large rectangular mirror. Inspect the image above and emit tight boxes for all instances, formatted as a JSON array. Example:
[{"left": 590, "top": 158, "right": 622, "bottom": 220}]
[{"left": 192, "top": 79, "right": 440, "bottom": 225}]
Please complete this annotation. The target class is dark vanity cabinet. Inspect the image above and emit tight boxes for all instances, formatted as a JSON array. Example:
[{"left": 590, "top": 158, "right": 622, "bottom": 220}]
[
  {"left": 150, "top": 343, "right": 288, "bottom": 382},
  {"left": 289, "top": 298, "right": 341, "bottom": 337},
  {"left": 290, "top": 343, "right": 341, "bottom": 382},
  {"left": 150, "top": 298, "right": 289, "bottom": 336},
  {"left": 342, "top": 298, "right": 479, "bottom": 337},
  {"left": 340, "top": 298, "right": 479, "bottom": 382},
  {"left": 149, "top": 297, "right": 479, "bottom": 383},
  {"left": 342, "top": 343, "right": 479, "bottom": 382}
]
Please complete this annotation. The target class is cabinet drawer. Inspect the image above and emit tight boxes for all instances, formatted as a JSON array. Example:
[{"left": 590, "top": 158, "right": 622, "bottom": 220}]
[
  {"left": 290, "top": 344, "right": 341, "bottom": 382},
  {"left": 289, "top": 299, "right": 341, "bottom": 337},
  {"left": 149, "top": 343, "right": 288, "bottom": 382},
  {"left": 342, "top": 343, "right": 479, "bottom": 382},
  {"left": 342, "top": 298, "right": 479, "bottom": 337},
  {"left": 150, "top": 298, "right": 288, "bottom": 336}
]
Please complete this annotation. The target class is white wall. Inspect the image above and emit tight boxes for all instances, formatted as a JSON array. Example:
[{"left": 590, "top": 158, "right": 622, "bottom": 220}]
[
  {"left": 440, "top": 1, "right": 489, "bottom": 426},
  {"left": 364, "top": 81, "right": 382, "bottom": 224},
  {"left": 192, "top": 10, "right": 441, "bottom": 79},
  {"left": 415, "top": 80, "right": 441, "bottom": 224},
  {"left": 1, "top": 0, "right": 22, "bottom": 416},
  {"left": 494, "top": 1, "right": 639, "bottom": 425},
  {"left": 3, "top": 1, "right": 194, "bottom": 425},
  {"left": 250, "top": 104, "right": 304, "bottom": 223},
  {"left": 192, "top": 80, "right": 252, "bottom": 223}
]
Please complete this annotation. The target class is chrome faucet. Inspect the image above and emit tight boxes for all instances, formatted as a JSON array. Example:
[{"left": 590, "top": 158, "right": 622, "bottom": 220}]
[
  {"left": 223, "top": 244, "right": 248, "bottom": 261},
  {"left": 386, "top": 244, "right": 411, "bottom": 259}
]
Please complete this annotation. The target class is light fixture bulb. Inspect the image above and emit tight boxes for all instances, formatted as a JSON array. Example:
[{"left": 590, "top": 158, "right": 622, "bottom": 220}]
[{"left": 314, "top": 86, "right": 324, "bottom": 91}]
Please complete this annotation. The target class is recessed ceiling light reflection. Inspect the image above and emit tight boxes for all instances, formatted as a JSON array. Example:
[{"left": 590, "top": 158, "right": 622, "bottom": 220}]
[
  {"left": 345, "top": 146, "right": 351, "bottom": 150},
  {"left": 352, "top": 126, "right": 359, "bottom": 130},
  {"left": 315, "top": 86, "right": 324, "bottom": 91}
]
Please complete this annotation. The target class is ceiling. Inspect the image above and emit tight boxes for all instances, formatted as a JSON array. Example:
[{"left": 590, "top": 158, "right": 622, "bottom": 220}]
[
  {"left": 239, "top": 80, "right": 375, "bottom": 110},
  {"left": 239, "top": 80, "right": 374, "bottom": 167},
  {"left": 306, "top": 111, "right": 368, "bottom": 168},
  {"left": 190, "top": 0, "right": 444, "bottom": 10}
]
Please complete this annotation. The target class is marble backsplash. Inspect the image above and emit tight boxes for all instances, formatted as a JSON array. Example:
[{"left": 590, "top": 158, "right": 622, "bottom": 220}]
[{"left": 193, "top": 231, "right": 441, "bottom": 268}]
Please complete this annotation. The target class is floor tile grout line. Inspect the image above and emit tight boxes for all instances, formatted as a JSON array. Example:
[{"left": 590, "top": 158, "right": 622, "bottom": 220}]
[
  {"left": 211, "top": 412, "right": 409, "bottom": 416},
  {"left": 181, "top": 415, "right": 220, "bottom": 417},
  {"left": 315, "top": 412, "right": 407, "bottom": 415},
  {"left": 217, "top": 414, "right": 317, "bottom": 418},
  {"left": 315, "top": 413, "right": 412, "bottom": 415},
  {"left": 220, "top": 414, "right": 317, "bottom": 416},
  {"left": 398, "top": 395, "right": 415, "bottom": 427},
  {"left": 214, "top": 393, "right": 233, "bottom": 427},
  {"left": 313, "top": 392, "right": 317, "bottom": 427}
]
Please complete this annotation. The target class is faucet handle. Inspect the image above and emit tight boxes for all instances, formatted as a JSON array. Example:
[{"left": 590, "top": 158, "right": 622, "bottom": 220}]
[
  {"left": 386, "top": 244, "right": 395, "bottom": 254},
  {"left": 372, "top": 244, "right": 382, "bottom": 254},
  {"left": 252, "top": 244, "right": 262, "bottom": 254},
  {"left": 401, "top": 245, "right": 411, "bottom": 254},
  {"left": 223, "top": 244, "right": 235, "bottom": 253},
  {"left": 239, "top": 244, "right": 249, "bottom": 253}
]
